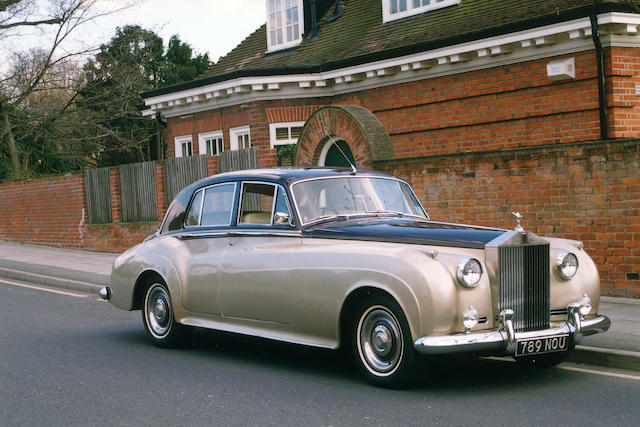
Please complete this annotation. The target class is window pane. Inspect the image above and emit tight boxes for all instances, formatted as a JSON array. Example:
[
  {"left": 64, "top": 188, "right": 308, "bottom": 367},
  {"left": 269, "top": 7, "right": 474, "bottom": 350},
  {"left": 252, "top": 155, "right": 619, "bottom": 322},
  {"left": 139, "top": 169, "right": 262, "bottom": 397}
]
[
  {"left": 290, "top": 126, "right": 303, "bottom": 139},
  {"left": 399, "top": 0, "right": 407, "bottom": 11},
  {"left": 276, "top": 127, "right": 289, "bottom": 140},
  {"left": 217, "top": 138, "right": 223, "bottom": 154},
  {"left": 391, "top": 0, "right": 398, "bottom": 14},
  {"left": 185, "top": 189, "right": 203, "bottom": 226},
  {"left": 201, "top": 184, "right": 235, "bottom": 226},
  {"left": 277, "top": 28, "right": 283, "bottom": 44},
  {"left": 239, "top": 183, "right": 275, "bottom": 225}
]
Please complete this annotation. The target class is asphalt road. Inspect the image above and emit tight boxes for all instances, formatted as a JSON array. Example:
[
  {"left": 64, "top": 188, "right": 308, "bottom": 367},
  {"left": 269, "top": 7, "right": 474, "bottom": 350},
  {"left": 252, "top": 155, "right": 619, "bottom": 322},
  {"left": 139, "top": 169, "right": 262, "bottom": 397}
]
[{"left": 1, "top": 278, "right": 640, "bottom": 426}]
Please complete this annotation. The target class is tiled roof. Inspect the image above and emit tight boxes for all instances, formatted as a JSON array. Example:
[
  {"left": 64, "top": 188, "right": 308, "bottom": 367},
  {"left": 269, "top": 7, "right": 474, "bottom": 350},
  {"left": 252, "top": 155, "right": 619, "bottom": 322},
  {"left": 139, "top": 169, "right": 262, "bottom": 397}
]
[{"left": 146, "top": 0, "right": 632, "bottom": 97}]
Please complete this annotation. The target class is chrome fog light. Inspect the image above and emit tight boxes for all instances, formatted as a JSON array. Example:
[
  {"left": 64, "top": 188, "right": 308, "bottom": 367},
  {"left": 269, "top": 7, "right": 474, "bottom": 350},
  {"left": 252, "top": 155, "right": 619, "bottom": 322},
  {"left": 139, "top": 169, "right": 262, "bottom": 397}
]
[
  {"left": 462, "top": 306, "right": 479, "bottom": 333},
  {"left": 556, "top": 250, "right": 579, "bottom": 280},
  {"left": 456, "top": 257, "right": 483, "bottom": 288},
  {"left": 579, "top": 294, "right": 592, "bottom": 317}
]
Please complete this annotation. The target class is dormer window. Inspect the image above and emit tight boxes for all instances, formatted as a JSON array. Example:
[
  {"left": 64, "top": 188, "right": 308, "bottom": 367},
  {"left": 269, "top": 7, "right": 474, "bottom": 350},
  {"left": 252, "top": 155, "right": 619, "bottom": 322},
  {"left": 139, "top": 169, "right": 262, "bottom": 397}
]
[
  {"left": 266, "top": 0, "right": 304, "bottom": 52},
  {"left": 382, "top": 0, "right": 461, "bottom": 23}
]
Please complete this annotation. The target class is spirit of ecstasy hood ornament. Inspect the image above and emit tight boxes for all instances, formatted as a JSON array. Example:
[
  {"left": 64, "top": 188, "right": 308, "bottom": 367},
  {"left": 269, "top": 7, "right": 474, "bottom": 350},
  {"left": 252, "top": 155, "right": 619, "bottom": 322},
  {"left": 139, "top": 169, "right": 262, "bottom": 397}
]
[{"left": 512, "top": 212, "right": 524, "bottom": 233}]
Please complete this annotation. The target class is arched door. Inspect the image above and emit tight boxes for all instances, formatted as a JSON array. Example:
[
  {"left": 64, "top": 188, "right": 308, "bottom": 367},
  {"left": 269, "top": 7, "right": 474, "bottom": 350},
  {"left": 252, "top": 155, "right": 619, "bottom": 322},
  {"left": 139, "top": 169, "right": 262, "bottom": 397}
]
[{"left": 319, "top": 138, "right": 355, "bottom": 167}]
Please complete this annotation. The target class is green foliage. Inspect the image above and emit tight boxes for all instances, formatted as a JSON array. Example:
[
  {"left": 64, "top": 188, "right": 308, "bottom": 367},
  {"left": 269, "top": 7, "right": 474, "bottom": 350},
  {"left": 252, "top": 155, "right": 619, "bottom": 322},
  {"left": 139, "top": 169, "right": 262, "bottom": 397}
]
[
  {"left": 159, "top": 35, "right": 210, "bottom": 87},
  {"left": 0, "top": 15, "right": 212, "bottom": 179},
  {"left": 276, "top": 144, "right": 297, "bottom": 167}
]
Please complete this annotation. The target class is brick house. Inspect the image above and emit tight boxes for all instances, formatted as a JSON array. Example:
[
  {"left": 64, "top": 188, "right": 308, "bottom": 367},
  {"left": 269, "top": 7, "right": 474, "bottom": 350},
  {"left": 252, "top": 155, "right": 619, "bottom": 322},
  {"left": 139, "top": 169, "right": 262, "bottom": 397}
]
[{"left": 139, "top": 0, "right": 640, "bottom": 296}]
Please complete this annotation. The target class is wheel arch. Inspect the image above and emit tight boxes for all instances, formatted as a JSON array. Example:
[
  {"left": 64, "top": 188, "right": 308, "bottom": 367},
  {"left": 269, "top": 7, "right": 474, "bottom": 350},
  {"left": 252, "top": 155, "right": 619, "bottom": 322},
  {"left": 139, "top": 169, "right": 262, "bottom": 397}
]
[
  {"left": 338, "top": 285, "right": 420, "bottom": 350},
  {"left": 132, "top": 269, "right": 169, "bottom": 310}
]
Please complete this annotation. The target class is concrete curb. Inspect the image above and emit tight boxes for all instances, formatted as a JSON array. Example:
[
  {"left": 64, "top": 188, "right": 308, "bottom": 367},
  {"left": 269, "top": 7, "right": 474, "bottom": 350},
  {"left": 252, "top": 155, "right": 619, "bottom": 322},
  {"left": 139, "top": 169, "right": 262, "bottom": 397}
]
[
  {"left": 0, "top": 266, "right": 103, "bottom": 295},
  {"left": 568, "top": 345, "right": 640, "bottom": 372}
]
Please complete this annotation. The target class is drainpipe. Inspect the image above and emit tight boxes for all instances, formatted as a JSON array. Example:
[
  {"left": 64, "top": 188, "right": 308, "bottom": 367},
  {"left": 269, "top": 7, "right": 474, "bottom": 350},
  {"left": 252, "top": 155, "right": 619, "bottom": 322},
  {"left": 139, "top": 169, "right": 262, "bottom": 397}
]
[{"left": 590, "top": 13, "right": 608, "bottom": 140}]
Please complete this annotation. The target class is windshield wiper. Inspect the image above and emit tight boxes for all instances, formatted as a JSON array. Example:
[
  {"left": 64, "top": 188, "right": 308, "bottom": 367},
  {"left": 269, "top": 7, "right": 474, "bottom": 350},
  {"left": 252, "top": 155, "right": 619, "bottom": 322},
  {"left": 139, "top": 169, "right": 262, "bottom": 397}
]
[
  {"left": 306, "top": 214, "right": 350, "bottom": 226},
  {"left": 365, "top": 210, "right": 406, "bottom": 217}
]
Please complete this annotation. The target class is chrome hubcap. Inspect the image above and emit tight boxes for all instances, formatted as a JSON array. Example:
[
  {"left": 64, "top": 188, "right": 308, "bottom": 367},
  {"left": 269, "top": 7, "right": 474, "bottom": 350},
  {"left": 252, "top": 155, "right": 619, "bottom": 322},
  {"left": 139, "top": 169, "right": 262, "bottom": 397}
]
[
  {"left": 373, "top": 325, "right": 393, "bottom": 357},
  {"left": 146, "top": 285, "right": 172, "bottom": 337},
  {"left": 358, "top": 306, "right": 403, "bottom": 376}
]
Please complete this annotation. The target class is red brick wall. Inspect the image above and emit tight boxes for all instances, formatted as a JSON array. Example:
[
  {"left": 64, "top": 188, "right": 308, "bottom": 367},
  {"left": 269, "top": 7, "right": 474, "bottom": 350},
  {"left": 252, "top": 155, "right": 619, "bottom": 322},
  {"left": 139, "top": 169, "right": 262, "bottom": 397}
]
[
  {"left": 0, "top": 158, "right": 221, "bottom": 253},
  {"left": 377, "top": 139, "right": 640, "bottom": 298}
]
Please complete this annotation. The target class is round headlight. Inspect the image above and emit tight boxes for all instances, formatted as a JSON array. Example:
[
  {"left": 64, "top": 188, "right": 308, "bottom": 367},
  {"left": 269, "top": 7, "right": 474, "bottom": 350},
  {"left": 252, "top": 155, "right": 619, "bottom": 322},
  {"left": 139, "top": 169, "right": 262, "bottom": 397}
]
[
  {"left": 556, "top": 250, "right": 579, "bottom": 280},
  {"left": 456, "top": 257, "right": 483, "bottom": 288}
]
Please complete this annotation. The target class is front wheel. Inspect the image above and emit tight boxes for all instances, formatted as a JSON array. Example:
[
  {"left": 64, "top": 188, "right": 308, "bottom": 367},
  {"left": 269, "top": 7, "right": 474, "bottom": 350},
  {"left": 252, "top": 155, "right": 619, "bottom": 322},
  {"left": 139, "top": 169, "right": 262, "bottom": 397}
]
[
  {"left": 352, "top": 295, "right": 419, "bottom": 388},
  {"left": 142, "top": 282, "right": 191, "bottom": 348}
]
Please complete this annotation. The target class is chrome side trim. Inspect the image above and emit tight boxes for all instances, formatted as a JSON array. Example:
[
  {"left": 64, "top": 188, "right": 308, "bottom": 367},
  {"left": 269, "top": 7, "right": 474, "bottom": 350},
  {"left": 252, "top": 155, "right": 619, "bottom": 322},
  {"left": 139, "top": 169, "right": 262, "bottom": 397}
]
[
  {"left": 414, "top": 314, "right": 611, "bottom": 356},
  {"left": 176, "top": 230, "right": 301, "bottom": 240}
]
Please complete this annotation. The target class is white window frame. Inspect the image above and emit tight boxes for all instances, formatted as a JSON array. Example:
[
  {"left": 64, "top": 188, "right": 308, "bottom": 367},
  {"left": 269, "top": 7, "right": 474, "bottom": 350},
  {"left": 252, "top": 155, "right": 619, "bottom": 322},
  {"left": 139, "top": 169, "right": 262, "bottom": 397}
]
[
  {"left": 382, "top": 0, "right": 461, "bottom": 23},
  {"left": 174, "top": 135, "right": 193, "bottom": 158},
  {"left": 269, "top": 121, "right": 305, "bottom": 148},
  {"left": 229, "top": 126, "right": 251, "bottom": 151},
  {"left": 198, "top": 130, "right": 224, "bottom": 156},
  {"left": 266, "top": 0, "right": 304, "bottom": 52}
]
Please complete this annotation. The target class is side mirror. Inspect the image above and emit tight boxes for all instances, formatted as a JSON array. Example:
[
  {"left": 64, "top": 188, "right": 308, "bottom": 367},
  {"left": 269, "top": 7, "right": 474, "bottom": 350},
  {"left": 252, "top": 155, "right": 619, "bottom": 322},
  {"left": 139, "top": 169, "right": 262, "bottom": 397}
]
[{"left": 274, "top": 211, "right": 293, "bottom": 226}]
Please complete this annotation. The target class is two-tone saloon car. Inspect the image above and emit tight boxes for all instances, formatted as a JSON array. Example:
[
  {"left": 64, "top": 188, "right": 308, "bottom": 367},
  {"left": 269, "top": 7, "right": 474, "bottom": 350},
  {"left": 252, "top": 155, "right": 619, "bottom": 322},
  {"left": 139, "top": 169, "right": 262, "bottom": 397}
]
[{"left": 102, "top": 168, "right": 610, "bottom": 387}]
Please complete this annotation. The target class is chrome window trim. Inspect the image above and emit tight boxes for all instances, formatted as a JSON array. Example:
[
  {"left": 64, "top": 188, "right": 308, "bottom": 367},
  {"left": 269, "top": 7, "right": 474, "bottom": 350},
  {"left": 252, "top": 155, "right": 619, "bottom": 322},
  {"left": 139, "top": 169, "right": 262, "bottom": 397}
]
[
  {"left": 290, "top": 175, "right": 429, "bottom": 226},
  {"left": 183, "top": 182, "right": 237, "bottom": 229}
]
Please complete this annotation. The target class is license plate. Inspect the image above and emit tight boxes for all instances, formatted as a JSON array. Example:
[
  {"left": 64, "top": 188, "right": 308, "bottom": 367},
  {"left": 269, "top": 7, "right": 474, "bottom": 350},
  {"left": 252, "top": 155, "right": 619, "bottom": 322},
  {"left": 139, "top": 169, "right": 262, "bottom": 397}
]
[{"left": 515, "top": 334, "right": 569, "bottom": 357}]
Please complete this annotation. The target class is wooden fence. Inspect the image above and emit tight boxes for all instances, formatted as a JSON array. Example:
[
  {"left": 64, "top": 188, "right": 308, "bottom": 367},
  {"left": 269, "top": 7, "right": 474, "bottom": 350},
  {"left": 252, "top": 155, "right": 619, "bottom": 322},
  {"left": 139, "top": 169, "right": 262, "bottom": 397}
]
[
  {"left": 164, "top": 155, "right": 209, "bottom": 204},
  {"left": 84, "top": 149, "right": 260, "bottom": 224},
  {"left": 85, "top": 167, "right": 111, "bottom": 224},
  {"left": 119, "top": 161, "right": 158, "bottom": 222},
  {"left": 219, "top": 147, "right": 258, "bottom": 173}
]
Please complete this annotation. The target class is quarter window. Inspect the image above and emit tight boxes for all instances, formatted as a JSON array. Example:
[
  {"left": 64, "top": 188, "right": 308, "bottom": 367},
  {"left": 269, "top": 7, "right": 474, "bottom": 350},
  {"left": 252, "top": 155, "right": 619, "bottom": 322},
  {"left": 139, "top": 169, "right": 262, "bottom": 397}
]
[{"left": 383, "top": 0, "right": 461, "bottom": 23}]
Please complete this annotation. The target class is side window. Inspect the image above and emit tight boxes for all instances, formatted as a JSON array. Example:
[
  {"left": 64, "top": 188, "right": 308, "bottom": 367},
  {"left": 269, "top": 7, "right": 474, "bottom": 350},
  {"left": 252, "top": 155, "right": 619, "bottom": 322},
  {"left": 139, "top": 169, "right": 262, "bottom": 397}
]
[
  {"left": 273, "top": 187, "right": 293, "bottom": 225},
  {"left": 239, "top": 183, "right": 275, "bottom": 225},
  {"left": 184, "top": 189, "right": 204, "bottom": 226},
  {"left": 200, "top": 183, "right": 235, "bottom": 226}
]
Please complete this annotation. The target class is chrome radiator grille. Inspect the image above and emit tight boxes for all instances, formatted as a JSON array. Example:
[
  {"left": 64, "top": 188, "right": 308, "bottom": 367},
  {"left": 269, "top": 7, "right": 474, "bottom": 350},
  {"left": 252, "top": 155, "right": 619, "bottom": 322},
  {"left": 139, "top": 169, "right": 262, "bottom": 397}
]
[{"left": 498, "top": 243, "right": 550, "bottom": 332}]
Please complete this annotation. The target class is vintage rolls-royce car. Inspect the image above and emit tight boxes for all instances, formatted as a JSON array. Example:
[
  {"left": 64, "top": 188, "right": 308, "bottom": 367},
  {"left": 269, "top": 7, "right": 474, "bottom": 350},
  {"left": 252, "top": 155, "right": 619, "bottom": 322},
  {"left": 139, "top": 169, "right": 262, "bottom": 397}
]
[{"left": 102, "top": 168, "right": 610, "bottom": 387}]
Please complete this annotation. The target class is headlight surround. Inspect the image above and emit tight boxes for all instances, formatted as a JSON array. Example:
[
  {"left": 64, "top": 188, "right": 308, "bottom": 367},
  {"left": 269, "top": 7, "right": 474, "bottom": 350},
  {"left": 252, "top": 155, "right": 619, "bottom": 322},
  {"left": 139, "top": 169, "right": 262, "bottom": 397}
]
[
  {"left": 456, "top": 257, "right": 483, "bottom": 288},
  {"left": 556, "top": 250, "right": 579, "bottom": 280}
]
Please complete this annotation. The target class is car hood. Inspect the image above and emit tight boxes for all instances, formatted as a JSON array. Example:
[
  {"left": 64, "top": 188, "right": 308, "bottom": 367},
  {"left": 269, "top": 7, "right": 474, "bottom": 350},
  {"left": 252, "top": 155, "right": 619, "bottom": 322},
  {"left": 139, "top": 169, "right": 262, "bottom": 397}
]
[{"left": 305, "top": 217, "right": 506, "bottom": 249}]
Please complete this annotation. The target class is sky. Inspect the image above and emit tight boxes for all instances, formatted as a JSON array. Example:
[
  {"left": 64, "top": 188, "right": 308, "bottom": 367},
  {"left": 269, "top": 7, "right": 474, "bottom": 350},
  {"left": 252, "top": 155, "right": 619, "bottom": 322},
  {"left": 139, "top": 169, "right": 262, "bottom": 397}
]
[
  {"left": 95, "top": 0, "right": 267, "bottom": 62},
  {"left": 0, "top": 0, "right": 267, "bottom": 65}
]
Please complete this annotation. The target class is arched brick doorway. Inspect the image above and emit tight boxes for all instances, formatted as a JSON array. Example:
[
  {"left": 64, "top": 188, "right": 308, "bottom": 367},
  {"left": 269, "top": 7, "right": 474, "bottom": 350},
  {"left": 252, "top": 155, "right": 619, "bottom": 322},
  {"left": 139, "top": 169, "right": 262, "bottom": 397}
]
[{"left": 294, "top": 105, "right": 394, "bottom": 168}]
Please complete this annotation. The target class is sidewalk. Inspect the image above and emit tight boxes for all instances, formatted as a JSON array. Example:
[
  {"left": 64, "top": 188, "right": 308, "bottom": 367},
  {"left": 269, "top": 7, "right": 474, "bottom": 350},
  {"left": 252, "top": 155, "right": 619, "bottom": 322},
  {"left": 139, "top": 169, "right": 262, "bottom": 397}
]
[{"left": 0, "top": 240, "right": 638, "bottom": 371}]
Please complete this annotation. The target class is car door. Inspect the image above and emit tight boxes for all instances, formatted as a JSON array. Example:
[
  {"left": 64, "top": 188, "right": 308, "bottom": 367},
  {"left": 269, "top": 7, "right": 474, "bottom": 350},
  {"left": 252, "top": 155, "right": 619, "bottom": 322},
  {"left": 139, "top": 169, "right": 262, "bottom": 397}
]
[
  {"left": 180, "top": 182, "right": 236, "bottom": 315},
  {"left": 220, "top": 182, "right": 300, "bottom": 325}
]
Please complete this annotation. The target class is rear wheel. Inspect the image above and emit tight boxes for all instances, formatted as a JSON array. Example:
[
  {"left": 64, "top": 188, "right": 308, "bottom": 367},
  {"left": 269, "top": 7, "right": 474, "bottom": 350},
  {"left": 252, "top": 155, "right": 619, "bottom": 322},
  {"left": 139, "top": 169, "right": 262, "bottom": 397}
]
[
  {"left": 142, "top": 282, "right": 191, "bottom": 347},
  {"left": 352, "top": 295, "right": 418, "bottom": 388}
]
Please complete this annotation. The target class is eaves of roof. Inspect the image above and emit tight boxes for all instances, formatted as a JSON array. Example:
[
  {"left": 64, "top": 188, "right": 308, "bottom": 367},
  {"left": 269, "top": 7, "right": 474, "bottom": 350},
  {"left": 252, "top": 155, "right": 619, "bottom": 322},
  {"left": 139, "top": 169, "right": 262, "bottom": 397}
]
[{"left": 142, "top": 0, "right": 633, "bottom": 99}]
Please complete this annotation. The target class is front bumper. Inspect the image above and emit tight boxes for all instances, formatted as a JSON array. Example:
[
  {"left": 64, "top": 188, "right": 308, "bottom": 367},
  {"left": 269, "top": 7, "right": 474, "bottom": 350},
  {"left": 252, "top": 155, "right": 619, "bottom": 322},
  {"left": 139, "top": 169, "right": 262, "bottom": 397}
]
[{"left": 414, "top": 307, "right": 611, "bottom": 356}]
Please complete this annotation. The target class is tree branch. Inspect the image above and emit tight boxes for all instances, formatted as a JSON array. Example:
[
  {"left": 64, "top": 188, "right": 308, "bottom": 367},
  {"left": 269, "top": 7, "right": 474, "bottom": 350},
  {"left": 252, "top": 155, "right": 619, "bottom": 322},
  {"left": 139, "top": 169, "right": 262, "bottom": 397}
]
[{"left": 0, "top": 17, "right": 62, "bottom": 29}]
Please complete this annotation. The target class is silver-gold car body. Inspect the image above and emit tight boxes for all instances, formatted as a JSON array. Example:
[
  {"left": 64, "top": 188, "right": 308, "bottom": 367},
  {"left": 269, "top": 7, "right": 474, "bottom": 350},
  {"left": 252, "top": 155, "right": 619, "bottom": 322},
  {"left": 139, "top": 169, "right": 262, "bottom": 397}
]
[{"left": 102, "top": 168, "right": 610, "bottom": 387}]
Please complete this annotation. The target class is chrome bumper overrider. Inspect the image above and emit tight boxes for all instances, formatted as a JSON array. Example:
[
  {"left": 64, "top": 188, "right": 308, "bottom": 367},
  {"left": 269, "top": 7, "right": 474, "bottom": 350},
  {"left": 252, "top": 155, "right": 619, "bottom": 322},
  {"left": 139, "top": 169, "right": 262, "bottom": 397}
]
[{"left": 414, "top": 307, "right": 611, "bottom": 356}]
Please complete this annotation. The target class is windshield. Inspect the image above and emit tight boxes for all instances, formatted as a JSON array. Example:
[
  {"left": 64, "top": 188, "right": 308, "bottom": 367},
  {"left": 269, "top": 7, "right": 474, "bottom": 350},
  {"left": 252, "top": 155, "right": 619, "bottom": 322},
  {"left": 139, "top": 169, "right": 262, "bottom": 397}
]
[{"left": 292, "top": 176, "right": 427, "bottom": 225}]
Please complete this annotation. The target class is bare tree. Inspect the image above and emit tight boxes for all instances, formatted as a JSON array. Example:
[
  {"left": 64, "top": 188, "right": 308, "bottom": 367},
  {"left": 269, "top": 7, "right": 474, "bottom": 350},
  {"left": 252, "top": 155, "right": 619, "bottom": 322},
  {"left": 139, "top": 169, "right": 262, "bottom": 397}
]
[{"left": 0, "top": 0, "right": 129, "bottom": 179}]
